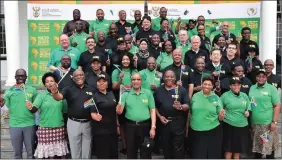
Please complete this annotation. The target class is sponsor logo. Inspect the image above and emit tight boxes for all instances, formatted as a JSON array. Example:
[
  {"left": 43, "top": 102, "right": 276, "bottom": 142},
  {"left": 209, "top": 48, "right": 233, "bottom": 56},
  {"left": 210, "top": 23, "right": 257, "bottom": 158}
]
[
  {"left": 247, "top": 8, "right": 257, "bottom": 16},
  {"left": 33, "top": 7, "right": 40, "bottom": 18}
]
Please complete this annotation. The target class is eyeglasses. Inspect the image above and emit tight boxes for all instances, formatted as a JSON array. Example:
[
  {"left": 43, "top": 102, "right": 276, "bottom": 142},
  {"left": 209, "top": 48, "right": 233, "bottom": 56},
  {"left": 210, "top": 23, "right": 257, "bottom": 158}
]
[{"left": 132, "top": 78, "right": 141, "bottom": 81}]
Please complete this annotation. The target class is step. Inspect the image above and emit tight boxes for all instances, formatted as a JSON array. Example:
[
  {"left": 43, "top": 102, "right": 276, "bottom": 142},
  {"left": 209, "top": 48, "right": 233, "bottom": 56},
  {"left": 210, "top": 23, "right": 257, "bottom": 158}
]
[{"left": 0, "top": 151, "right": 27, "bottom": 159}]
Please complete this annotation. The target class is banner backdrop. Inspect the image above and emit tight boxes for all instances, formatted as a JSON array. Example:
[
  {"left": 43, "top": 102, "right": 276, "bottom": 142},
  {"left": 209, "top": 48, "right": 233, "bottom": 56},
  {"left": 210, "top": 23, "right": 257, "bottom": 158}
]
[{"left": 27, "top": 0, "right": 261, "bottom": 86}]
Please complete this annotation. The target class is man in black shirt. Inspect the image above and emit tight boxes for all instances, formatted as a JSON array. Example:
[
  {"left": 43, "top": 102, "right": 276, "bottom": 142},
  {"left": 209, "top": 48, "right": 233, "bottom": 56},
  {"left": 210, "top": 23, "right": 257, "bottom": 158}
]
[
  {"left": 212, "top": 21, "right": 236, "bottom": 46},
  {"left": 240, "top": 27, "right": 259, "bottom": 60},
  {"left": 148, "top": 33, "right": 162, "bottom": 59},
  {"left": 53, "top": 54, "right": 75, "bottom": 91},
  {"left": 135, "top": 16, "right": 157, "bottom": 43},
  {"left": 51, "top": 69, "right": 94, "bottom": 159},
  {"left": 63, "top": 9, "right": 90, "bottom": 36},
  {"left": 184, "top": 35, "right": 210, "bottom": 70},
  {"left": 155, "top": 70, "right": 189, "bottom": 159},
  {"left": 220, "top": 64, "right": 252, "bottom": 95},
  {"left": 105, "top": 23, "right": 119, "bottom": 52},
  {"left": 95, "top": 31, "right": 110, "bottom": 54},
  {"left": 116, "top": 10, "right": 132, "bottom": 37},
  {"left": 78, "top": 37, "right": 105, "bottom": 73},
  {"left": 85, "top": 57, "right": 112, "bottom": 90},
  {"left": 131, "top": 10, "right": 142, "bottom": 33},
  {"left": 221, "top": 42, "right": 245, "bottom": 71},
  {"left": 264, "top": 59, "right": 281, "bottom": 89},
  {"left": 158, "top": 19, "right": 176, "bottom": 42},
  {"left": 163, "top": 49, "right": 193, "bottom": 98}
]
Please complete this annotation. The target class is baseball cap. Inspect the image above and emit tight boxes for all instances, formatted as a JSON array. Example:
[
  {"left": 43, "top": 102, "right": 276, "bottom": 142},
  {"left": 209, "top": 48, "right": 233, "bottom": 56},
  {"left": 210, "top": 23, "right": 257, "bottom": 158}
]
[
  {"left": 229, "top": 77, "right": 241, "bottom": 85},
  {"left": 256, "top": 69, "right": 267, "bottom": 76},
  {"left": 97, "top": 74, "right": 107, "bottom": 81},
  {"left": 188, "top": 19, "right": 197, "bottom": 24},
  {"left": 117, "top": 37, "right": 125, "bottom": 45},
  {"left": 91, "top": 56, "right": 101, "bottom": 63}
]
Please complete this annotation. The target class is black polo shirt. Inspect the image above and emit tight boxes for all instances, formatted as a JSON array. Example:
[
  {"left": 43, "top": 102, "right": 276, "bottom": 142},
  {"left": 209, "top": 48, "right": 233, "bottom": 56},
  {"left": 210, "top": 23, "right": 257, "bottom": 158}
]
[
  {"left": 205, "top": 62, "right": 231, "bottom": 80},
  {"left": 115, "top": 21, "right": 132, "bottom": 37},
  {"left": 109, "top": 50, "right": 125, "bottom": 73},
  {"left": 63, "top": 20, "right": 90, "bottom": 36},
  {"left": 131, "top": 21, "right": 142, "bottom": 33},
  {"left": 135, "top": 28, "right": 157, "bottom": 41},
  {"left": 61, "top": 84, "right": 96, "bottom": 120},
  {"left": 53, "top": 68, "right": 75, "bottom": 91},
  {"left": 136, "top": 52, "right": 155, "bottom": 71},
  {"left": 184, "top": 49, "right": 210, "bottom": 70},
  {"left": 95, "top": 42, "right": 111, "bottom": 55},
  {"left": 245, "top": 58, "right": 263, "bottom": 84},
  {"left": 191, "top": 69, "right": 212, "bottom": 93},
  {"left": 220, "top": 77, "right": 252, "bottom": 95},
  {"left": 212, "top": 32, "right": 236, "bottom": 46},
  {"left": 157, "top": 29, "right": 176, "bottom": 42},
  {"left": 163, "top": 63, "right": 193, "bottom": 91},
  {"left": 221, "top": 56, "right": 246, "bottom": 71},
  {"left": 199, "top": 35, "right": 211, "bottom": 53},
  {"left": 105, "top": 36, "right": 118, "bottom": 52},
  {"left": 78, "top": 50, "right": 106, "bottom": 73},
  {"left": 155, "top": 85, "right": 189, "bottom": 117},
  {"left": 240, "top": 39, "right": 259, "bottom": 60},
  {"left": 85, "top": 71, "right": 112, "bottom": 90},
  {"left": 91, "top": 91, "right": 117, "bottom": 135},
  {"left": 148, "top": 44, "right": 162, "bottom": 59},
  {"left": 267, "top": 73, "right": 281, "bottom": 89}
]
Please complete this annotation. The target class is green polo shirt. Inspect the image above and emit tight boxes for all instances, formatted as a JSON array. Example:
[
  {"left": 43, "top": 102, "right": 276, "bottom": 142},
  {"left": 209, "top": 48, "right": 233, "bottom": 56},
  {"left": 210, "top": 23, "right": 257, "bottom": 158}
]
[
  {"left": 32, "top": 90, "right": 65, "bottom": 128},
  {"left": 139, "top": 69, "right": 161, "bottom": 94},
  {"left": 4, "top": 84, "right": 38, "bottom": 127},
  {"left": 129, "top": 45, "right": 138, "bottom": 55},
  {"left": 70, "top": 32, "right": 89, "bottom": 52},
  {"left": 249, "top": 83, "right": 281, "bottom": 125},
  {"left": 152, "top": 17, "right": 162, "bottom": 31},
  {"left": 190, "top": 91, "right": 223, "bottom": 131},
  {"left": 156, "top": 52, "right": 173, "bottom": 72},
  {"left": 89, "top": 19, "right": 111, "bottom": 41},
  {"left": 112, "top": 68, "right": 138, "bottom": 86},
  {"left": 188, "top": 28, "right": 197, "bottom": 40},
  {"left": 121, "top": 88, "right": 155, "bottom": 121},
  {"left": 205, "top": 25, "right": 218, "bottom": 39},
  {"left": 176, "top": 42, "right": 192, "bottom": 63},
  {"left": 47, "top": 47, "right": 81, "bottom": 69},
  {"left": 221, "top": 91, "right": 250, "bottom": 127}
]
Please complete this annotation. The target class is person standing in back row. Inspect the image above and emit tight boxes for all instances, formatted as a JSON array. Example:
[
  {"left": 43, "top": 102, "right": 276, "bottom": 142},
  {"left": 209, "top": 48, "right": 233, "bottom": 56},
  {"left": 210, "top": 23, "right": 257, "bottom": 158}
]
[{"left": 63, "top": 9, "right": 90, "bottom": 36}]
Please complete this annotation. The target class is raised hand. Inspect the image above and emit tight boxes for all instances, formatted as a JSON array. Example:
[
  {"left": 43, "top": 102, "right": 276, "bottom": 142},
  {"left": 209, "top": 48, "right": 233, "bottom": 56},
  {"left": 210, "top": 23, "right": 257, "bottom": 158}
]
[{"left": 116, "top": 104, "right": 124, "bottom": 115}]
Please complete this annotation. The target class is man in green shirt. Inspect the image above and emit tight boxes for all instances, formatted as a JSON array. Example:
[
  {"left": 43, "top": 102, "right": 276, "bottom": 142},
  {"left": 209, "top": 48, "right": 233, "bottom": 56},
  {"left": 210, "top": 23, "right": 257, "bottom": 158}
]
[
  {"left": 116, "top": 73, "right": 156, "bottom": 159},
  {"left": 47, "top": 34, "right": 81, "bottom": 70},
  {"left": 176, "top": 30, "right": 192, "bottom": 63},
  {"left": 124, "top": 34, "right": 138, "bottom": 54},
  {"left": 152, "top": 7, "right": 167, "bottom": 31},
  {"left": 70, "top": 20, "right": 90, "bottom": 52},
  {"left": 2, "top": 69, "right": 38, "bottom": 159},
  {"left": 139, "top": 57, "right": 161, "bottom": 94},
  {"left": 89, "top": 9, "right": 111, "bottom": 41}
]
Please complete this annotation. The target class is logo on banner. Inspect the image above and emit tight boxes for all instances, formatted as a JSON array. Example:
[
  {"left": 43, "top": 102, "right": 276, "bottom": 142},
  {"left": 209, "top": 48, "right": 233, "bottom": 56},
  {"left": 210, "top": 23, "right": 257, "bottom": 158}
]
[
  {"left": 150, "top": 7, "right": 160, "bottom": 17},
  {"left": 247, "top": 8, "right": 257, "bottom": 16},
  {"left": 130, "top": 9, "right": 139, "bottom": 17},
  {"left": 30, "top": 23, "right": 37, "bottom": 32},
  {"left": 33, "top": 7, "right": 41, "bottom": 18},
  {"left": 53, "top": 36, "right": 60, "bottom": 45},
  {"left": 30, "top": 75, "right": 38, "bottom": 84}
]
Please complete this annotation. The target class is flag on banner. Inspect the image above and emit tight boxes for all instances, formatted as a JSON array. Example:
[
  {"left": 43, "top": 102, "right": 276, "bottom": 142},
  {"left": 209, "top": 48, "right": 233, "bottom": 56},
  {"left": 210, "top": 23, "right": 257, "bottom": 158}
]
[
  {"left": 250, "top": 96, "right": 257, "bottom": 108},
  {"left": 260, "top": 131, "right": 270, "bottom": 143},
  {"left": 84, "top": 98, "right": 95, "bottom": 109}
]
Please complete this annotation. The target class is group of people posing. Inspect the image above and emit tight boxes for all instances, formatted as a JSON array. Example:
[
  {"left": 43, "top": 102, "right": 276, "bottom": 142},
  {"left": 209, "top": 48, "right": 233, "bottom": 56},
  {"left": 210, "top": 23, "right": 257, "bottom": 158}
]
[{"left": 0, "top": 7, "right": 281, "bottom": 159}]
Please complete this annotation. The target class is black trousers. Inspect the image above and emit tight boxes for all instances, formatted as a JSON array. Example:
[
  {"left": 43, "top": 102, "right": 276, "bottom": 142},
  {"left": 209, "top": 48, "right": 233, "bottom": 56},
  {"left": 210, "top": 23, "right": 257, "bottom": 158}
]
[
  {"left": 125, "top": 121, "right": 151, "bottom": 159},
  {"left": 94, "top": 133, "right": 118, "bottom": 159},
  {"left": 162, "top": 116, "right": 186, "bottom": 159}
]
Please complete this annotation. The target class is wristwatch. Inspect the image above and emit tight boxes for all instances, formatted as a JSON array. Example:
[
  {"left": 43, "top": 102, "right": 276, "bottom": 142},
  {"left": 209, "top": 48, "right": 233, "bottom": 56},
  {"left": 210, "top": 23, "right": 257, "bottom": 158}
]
[{"left": 272, "top": 121, "right": 277, "bottom": 125}]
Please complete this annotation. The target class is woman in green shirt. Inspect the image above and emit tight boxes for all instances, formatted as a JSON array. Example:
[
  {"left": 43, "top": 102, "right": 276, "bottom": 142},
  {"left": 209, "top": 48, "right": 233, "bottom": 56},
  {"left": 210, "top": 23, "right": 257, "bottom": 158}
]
[
  {"left": 156, "top": 39, "right": 175, "bottom": 72},
  {"left": 221, "top": 77, "right": 250, "bottom": 159},
  {"left": 249, "top": 70, "right": 281, "bottom": 159},
  {"left": 111, "top": 53, "right": 138, "bottom": 154},
  {"left": 189, "top": 76, "right": 225, "bottom": 159},
  {"left": 26, "top": 72, "right": 68, "bottom": 158}
]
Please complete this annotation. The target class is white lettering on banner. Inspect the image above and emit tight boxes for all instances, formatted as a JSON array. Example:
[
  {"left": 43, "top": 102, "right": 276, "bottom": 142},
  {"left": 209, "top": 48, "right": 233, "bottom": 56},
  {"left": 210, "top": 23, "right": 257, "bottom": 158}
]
[{"left": 27, "top": 3, "right": 261, "bottom": 20}]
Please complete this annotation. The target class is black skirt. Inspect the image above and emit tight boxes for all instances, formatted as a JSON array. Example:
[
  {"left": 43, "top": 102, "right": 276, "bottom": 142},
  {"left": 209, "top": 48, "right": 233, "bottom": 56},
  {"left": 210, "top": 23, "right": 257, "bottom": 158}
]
[
  {"left": 223, "top": 122, "right": 249, "bottom": 153},
  {"left": 189, "top": 124, "right": 223, "bottom": 159}
]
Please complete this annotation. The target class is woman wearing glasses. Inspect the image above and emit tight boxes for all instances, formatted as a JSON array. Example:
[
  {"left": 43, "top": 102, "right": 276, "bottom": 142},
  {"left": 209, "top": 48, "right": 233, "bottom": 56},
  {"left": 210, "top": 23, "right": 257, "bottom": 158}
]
[{"left": 220, "top": 77, "right": 250, "bottom": 159}]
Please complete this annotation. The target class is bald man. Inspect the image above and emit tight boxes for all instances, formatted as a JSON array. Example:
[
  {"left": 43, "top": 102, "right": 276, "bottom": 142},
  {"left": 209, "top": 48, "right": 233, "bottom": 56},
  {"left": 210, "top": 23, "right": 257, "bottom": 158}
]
[
  {"left": 115, "top": 10, "right": 132, "bottom": 36},
  {"left": 2, "top": 69, "right": 38, "bottom": 159},
  {"left": 264, "top": 59, "right": 281, "bottom": 89},
  {"left": 131, "top": 10, "right": 142, "bottom": 33},
  {"left": 63, "top": 9, "right": 90, "bottom": 36},
  {"left": 212, "top": 21, "right": 236, "bottom": 46},
  {"left": 47, "top": 34, "right": 81, "bottom": 71}
]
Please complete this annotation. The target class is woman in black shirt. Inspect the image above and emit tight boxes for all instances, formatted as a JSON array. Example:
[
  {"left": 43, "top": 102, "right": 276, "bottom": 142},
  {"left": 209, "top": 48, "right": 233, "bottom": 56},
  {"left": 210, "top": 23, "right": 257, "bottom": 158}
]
[
  {"left": 91, "top": 74, "right": 118, "bottom": 159},
  {"left": 134, "top": 38, "right": 153, "bottom": 71}
]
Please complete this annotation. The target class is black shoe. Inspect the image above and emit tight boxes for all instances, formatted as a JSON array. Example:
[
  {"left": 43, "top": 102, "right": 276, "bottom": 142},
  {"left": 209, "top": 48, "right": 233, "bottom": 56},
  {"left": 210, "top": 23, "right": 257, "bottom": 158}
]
[{"left": 119, "top": 148, "right": 127, "bottom": 155}]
